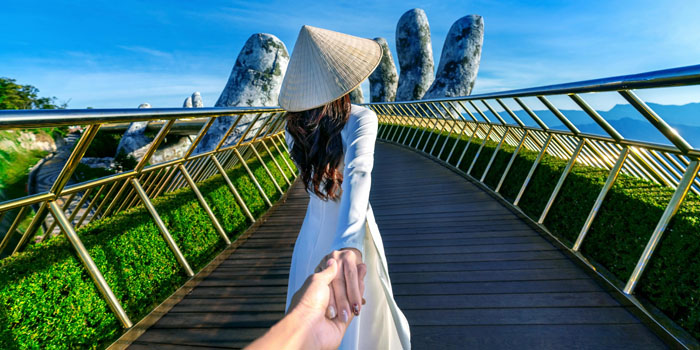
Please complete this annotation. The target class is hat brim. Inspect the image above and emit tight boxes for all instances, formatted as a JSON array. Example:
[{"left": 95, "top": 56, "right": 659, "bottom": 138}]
[{"left": 278, "top": 25, "right": 383, "bottom": 112}]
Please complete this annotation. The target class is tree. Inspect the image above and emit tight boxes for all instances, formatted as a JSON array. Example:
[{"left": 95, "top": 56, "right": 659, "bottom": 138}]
[{"left": 0, "top": 77, "right": 68, "bottom": 110}]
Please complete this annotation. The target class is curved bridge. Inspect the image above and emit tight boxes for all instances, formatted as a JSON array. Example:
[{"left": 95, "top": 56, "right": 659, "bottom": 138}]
[
  {"left": 124, "top": 141, "right": 665, "bottom": 349},
  {"left": 2, "top": 65, "right": 700, "bottom": 350}
]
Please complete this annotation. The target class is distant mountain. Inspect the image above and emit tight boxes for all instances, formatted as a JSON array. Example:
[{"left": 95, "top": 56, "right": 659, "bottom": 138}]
[
  {"left": 604, "top": 102, "right": 700, "bottom": 127},
  {"left": 494, "top": 102, "right": 700, "bottom": 148},
  {"left": 550, "top": 118, "right": 700, "bottom": 147}
]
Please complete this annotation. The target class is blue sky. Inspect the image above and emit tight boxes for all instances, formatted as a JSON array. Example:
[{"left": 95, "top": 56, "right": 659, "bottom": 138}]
[{"left": 2, "top": 0, "right": 700, "bottom": 109}]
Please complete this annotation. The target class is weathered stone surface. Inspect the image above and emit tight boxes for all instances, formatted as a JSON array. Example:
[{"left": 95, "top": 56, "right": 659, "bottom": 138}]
[
  {"left": 215, "top": 33, "right": 289, "bottom": 108},
  {"left": 192, "top": 92, "right": 203, "bottom": 107},
  {"left": 80, "top": 157, "right": 114, "bottom": 169},
  {"left": 395, "top": 8, "right": 434, "bottom": 101},
  {"left": 115, "top": 103, "right": 152, "bottom": 157},
  {"left": 369, "top": 37, "right": 398, "bottom": 102},
  {"left": 183, "top": 96, "right": 193, "bottom": 108},
  {"left": 197, "top": 33, "right": 289, "bottom": 153},
  {"left": 424, "top": 15, "right": 484, "bottom": 99},
  {"left": 149, "top": 137, "right": 192, "bottom": 164},
  {"left": 349, "top": 85, "right": 364, "bottom": 104}
]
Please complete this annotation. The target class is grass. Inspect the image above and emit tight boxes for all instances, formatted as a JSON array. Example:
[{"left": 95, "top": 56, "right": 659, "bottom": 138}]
[{"left": 0, "top": 139, "right": 297, "bottom": 350}]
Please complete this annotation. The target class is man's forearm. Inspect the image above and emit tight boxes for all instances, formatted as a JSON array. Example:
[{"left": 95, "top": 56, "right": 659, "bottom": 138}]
[{"left": 245, "top": 309, "right": 317, "bottom": 350}]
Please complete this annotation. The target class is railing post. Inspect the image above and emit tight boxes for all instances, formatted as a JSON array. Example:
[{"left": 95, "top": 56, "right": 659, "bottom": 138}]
[
  {"left": 234, "top": 148, "right": 273, "bottom": 207},
  {"left": 496, "top": 130, "right": 529, "bottom": 193},
  {"left": 424, "top": 103, "right": 450, "bottom": 154},
  {"left": 481, "top": 127, "right": 510, "bottom": 182},
  {"left": 394, "top": 105, "right": 415, "bottom": 144},
  {"left": 538, "top": 138, "right": 586, "bottom": 224},
  {"left": 271, "top": 134, "right": 298, "bottom": 176},
  {"left": 48, "top": 201, "right": 133, "bottom": 328},
  {"left": 131, "top": 178, "right": 194, "bottom": 277},
  {"left": 573, "top": 147, "right": 630, "bottom": 251},
  {"left": 211, "top": 154, "right": 256, "bottom": 222},
  {"left": 623, "top": 159, "right": 700, "bottom": 294},
  {"left": 92, "top": 182, "right": 119, "bottom": 220},
  {"left": 0, "top": 206, "right": 29, "bottom": 254},
  {"left": 404, "top": 105, "right": 427, "bottom": 147},
  {"left": 41, "top": 193, "right": 77, "bottom": 241},
  {"left": 248, "top": 141, "right": 284, "bottom": 195},
  {"left": 467, "top": 125, "right": 494, "bottom": 175},
  {"left": 380, "top": 105, "right": 400, "bottom": 141},
  {"left": 514, "top": 134, "right": 552, "bottom": 206},
  {"left": 455, "top": 123, "right": 482, "bottom": 168},
  {"left": 178, "top": 164, "right": 231, "bottom": 245},
  {"left": 260, "top": 139, "right": 292, "bottom": 186},
  {"left": 102, "top": 179, "right": 132, "bottom": 218},
  {"left": 446, "top": 101, "right": 478, "bottom": 163},
  {"left": 398, "top": 104, "right": 419, "bottom": 143},
  {"left": 436, "top": 102, "right": 463, "bottom": 160},
  {"left": 412, "top": 104, "right": 440, "bottom": 150}
]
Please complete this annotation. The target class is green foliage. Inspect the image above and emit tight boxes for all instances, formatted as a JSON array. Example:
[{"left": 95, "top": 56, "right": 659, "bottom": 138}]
[
  {"left": 73, "top": 164, "right": 116, "bottom": 183},
  {"left": 0, "top": 130, "right": 51, "bottom": 199},
  {"left": 0, "top": 141, "right": 297, "bottom": 349},
  {"left": 385, "top": 123, "right": 700, "bottom": 340},
  {"left": 0, "top": 78, "right": 67, "bottom": 110},
  {"left": 113, "top": 152, "right": 137, "bottom": 172},
  {"left": 84, "top": 131, "right": 122, "bottom": 158}
]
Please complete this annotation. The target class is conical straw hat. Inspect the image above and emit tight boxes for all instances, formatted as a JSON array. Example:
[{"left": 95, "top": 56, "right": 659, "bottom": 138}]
[{"left": 279, "top": 25, "right": 382, "bottom": 112}]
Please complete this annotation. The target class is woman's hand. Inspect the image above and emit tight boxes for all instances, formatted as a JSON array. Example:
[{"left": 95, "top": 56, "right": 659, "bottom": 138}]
[{"left": 315, "top": 248, "right": 365, "bottom": 322}]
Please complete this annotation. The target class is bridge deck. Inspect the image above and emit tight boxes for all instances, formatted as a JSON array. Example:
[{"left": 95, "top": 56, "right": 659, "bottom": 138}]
[{"left": 127, "top": 141, "right": 667, "bottom": 349}]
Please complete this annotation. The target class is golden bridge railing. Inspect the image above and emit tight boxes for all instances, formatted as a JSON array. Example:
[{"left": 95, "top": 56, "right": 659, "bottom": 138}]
[
  {"left": 365, "top": 64, "right": 700, "bottom": 347},
  {"left": 0, "top": 106, "right": 296, "bottom": 328}
]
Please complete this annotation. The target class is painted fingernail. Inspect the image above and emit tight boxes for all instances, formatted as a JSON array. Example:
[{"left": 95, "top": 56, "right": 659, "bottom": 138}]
[
  {"left": 352, "top": 303, "right": 360, "bottom": 316},
  {"left": 327, "top": 305, "right": 337, "bottom": 319},
  {"left": 362, "top": 298, "right": 366, "bottom": 305},
  {"left": 341, "top": 309, "right": 349, "bottom": 323}
]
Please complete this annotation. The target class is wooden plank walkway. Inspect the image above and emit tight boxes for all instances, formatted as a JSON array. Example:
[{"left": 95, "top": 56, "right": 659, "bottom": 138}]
[{"left": 127, "top": 141, "right": 667, "bottom": 349}]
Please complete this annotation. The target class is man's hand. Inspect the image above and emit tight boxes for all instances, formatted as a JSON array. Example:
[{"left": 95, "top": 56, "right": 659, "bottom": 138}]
[{"left": 246, "top": 258, "right": 367, "bottom": 350}]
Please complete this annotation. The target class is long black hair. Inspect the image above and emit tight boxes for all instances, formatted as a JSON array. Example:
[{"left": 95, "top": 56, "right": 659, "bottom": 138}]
[{"left": 284, "top": 94, "right": 351, "bottom": 201}]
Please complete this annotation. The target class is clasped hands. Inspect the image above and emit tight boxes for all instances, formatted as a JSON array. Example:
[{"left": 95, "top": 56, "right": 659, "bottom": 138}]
[
  {"left": 246, "top": 248, "right": 366, "bottom": 350},
  {"left": 312, "top": 248, "right": 366, "bottom": 322}
]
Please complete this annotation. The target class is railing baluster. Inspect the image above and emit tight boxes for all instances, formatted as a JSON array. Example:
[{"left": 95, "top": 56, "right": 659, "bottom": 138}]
[
  {"left": 48, "top": 201, "right": 133, "bottom": 328},
  {"left": 178, "top": 164, "right": 231, "bottom": 245},
  {"left": 0, "top": 206, "right": 29, "bottom": 254},
  {"left": 211, "top": 154, "right": 256, "bottom": 222},
  {"left": 455, "top": 122, "right": 482, "bottom": 168},
  {"left": 467, "top": 125, "right": 494, "bottom": 175},
  {"left": 481, "top": 126, "right": 510, "bottom": 182},
  {"left": 514, "top": 134, "right": 553, "bottom": 206},
  {"left": 496, "top": 130, "right": 529, "bottom": 193},
  {"left": 574, "top": 147, "right": 630, "bottom": 250},
  {"left": 131, "top": 178, "right": 194, "bottom": 277},
  {"left": 624, "top": 159, "right": 700, "bottom": 294},
  {"left": 538, "top": 138, "right": 586, "bottom": 223}
]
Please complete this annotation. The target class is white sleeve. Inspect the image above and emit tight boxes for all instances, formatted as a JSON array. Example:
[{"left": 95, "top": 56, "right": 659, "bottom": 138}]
[{"left": 329, "top": 110, "right": 378, "bottom": 258}]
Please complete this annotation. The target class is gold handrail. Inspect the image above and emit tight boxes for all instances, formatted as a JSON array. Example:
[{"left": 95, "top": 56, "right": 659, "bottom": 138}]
[
  {"left": 0, "top": 107, "right": 294, "bottom": 329},
  {"left": 365, "top": 66, "right": 700, "bottom": 346}
]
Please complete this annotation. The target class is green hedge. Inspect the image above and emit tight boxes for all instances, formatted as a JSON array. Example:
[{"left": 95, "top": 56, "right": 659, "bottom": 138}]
[
  {"left": 382, "top": 123, "right": 700, "bottom": 341},
  {"left": 0, "top": 141, "right": 297, "bottom": 349}
]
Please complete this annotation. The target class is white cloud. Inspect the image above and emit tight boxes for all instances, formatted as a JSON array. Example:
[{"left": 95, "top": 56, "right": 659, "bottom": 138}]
[{"left": 117, "top": 45, "right": 173, "bottom": 59}]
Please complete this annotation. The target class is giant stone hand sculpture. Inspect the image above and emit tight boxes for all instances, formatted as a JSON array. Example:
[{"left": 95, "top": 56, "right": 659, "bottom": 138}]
[
  {"left": 424, "top": 15, "right": 484, "bottom": 99},
  {"left": 395, "top": 8, "right": 434, "bottom": 101}
]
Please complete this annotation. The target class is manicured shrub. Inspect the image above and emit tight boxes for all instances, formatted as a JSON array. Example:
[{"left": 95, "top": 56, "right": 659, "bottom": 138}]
[
  {"left": 0, "top": 140, "right": 296, "bottom": 349},
  {"left": 382, "top": 123, "right": 700, "bottom": 340}
]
